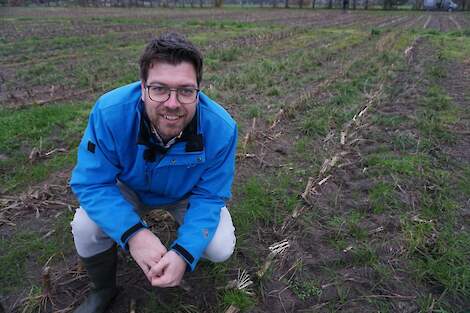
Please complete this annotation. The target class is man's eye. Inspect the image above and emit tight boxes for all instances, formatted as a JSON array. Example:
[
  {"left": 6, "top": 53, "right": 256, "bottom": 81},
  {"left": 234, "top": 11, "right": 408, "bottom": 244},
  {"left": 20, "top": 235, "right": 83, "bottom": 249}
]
[
  {"left": 151, "top": 86, "right": 168, "bottom": 94},
  {"left": 179, "top": 88, "right": 194, "bottom": 96}
]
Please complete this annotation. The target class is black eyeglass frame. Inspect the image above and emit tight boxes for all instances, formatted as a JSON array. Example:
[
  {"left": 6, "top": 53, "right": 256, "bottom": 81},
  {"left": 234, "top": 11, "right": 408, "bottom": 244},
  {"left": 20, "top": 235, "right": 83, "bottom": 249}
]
[{"left": 145, "top": 85, "right": 200, "bottom": 104}]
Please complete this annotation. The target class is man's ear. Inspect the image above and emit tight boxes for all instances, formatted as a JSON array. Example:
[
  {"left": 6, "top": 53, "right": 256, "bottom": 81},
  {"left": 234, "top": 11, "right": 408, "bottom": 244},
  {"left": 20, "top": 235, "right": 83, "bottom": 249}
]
[{"left": 141, "top": 81, "right": 146, "bottom": 102}]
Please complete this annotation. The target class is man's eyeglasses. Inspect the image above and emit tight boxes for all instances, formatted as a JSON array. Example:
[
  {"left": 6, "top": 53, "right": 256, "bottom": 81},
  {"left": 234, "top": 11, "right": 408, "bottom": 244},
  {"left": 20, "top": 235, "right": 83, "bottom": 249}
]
[{"left": 146, "top": 85, "right": 199, "bottom": 104}]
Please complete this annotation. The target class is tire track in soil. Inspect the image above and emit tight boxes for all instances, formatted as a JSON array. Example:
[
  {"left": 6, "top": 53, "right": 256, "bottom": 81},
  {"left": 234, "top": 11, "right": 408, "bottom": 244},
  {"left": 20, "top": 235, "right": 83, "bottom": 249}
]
[
  {"left": 448, "top": 15, "right": 462, "bottom": 30},
  {"left": 426, "top": 14, "right": 441, "bottom": 31},
  {"left": 423, "top": 13, "right": 462, "bottom": 32},
  {"left": 380, "top": 14, "right": 427, "bottom": 32},
  {"left": 423, "top": 13, "right": 467, "bottom": 32},
  {"left": 438, "top": 58, "right": 470, "bottom": 242},
  {"left": 455, "top": 13, "right": 470, "bottom": 29},
  {"left": 423, "top": 14, "right": 432, "bottom": 29},
  {"left": 375, "top": 15, "right": 410, "bottom": 29},
  {"left": 403, "top": 36, "right": 470, "bottom": 310},
  {"left": 440, "top": 14, "right": 454, "bottom": 32},
  {"left": 256, "top": 11, "right": 372, "bottom": 27},
  {"left": 436, "top": 13, "right": 458, "bottom": 32},
  {"left": 440, "top": 57, "right": 470, "bottom": 165}
]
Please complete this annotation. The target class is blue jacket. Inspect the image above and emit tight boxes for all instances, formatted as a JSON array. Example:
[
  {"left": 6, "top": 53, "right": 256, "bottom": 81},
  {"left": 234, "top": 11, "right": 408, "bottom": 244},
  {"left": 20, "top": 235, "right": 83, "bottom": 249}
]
[{"left": 70, "top": 81, "right": 237, "bottom": 271}]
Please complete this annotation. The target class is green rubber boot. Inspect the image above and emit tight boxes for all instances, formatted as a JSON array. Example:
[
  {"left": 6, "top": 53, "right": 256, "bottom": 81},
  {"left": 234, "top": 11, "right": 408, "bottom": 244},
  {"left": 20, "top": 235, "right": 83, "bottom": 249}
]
[{"left": 74, "top": 245, "right": 118, "bottom": 313}]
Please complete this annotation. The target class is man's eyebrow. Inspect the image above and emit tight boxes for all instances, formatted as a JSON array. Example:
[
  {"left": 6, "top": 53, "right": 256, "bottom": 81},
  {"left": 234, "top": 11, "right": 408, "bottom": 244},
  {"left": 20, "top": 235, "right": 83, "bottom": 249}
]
[{"left": 146, "top": 82, "right": 197, "bottom": 88}]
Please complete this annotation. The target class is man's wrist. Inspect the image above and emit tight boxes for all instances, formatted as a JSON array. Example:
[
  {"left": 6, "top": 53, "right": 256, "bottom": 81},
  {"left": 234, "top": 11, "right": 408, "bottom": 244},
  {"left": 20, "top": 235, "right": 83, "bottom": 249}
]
[
  {"left": 127, "top": 227, "right": 149, "bottom": 249},
  {"left": 121, "top": 219, "right": 148, "bottom": 250},
  {"left": 170, "top": 248, "right": 189, "bottom": 270}
]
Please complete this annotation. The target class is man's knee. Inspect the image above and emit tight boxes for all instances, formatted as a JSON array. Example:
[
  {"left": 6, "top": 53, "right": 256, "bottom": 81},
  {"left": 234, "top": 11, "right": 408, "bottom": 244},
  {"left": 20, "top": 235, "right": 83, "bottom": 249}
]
[
  {"left": 203, "top": 207, "right": 236, "bottom": 263},
  {"left": 71, "top": 207, "right": 114, "bottom": 258},
  {"left": 204, "top": 236, "right": 235, "bottom": 263},
  {"left": 71, "top": 207, "right": 98, "bottom": 238}
]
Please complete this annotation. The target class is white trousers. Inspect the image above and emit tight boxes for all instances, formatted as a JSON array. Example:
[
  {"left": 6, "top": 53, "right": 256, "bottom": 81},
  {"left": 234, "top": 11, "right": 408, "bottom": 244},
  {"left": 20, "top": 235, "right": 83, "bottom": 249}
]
[{"left": 71, "top": 183, "right": 236, "bottom": 263}]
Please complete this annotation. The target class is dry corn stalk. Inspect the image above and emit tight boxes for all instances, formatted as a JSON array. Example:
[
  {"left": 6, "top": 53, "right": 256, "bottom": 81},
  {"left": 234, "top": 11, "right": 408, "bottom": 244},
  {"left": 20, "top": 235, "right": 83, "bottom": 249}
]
[
  {"left": 269, "top": 109, "right": 284, "bottom": 129},
  {"left": 320, "top": 154, "right": 342, "bottom": 174},
  {"left": 242, "top": 117, "right": 256, "bottom": 153},
  {"left": 301, "top": 175, "right": 332, "bottom": 205},
  {"left": 224, "top": 305, "right": 240, "bottom": 313},
  {"left": 225, "top": 269, "right": 254, "bottom": 295},
  {"left": 301, "top": 177, "right": 315, "bottom": 204},
  {"left": 42, "top": 266, "right": 52, "bottom": 295},
  {"left": 340, "top": 131, "right": 347, "bottom": 145},
  {"left": 257, "top": 239, "right": 290, "bottom": 278},
  {"left": 236, "top": 269, "right": 253, "bottom": 292},
  {"left": 269, "top": 239, "right": 290, "bottom": 255}
]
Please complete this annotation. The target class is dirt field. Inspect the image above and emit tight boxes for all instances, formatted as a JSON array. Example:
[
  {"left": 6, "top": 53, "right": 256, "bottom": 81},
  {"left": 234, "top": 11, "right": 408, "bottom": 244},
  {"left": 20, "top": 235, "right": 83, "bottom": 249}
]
[{"left": 1, "top": 7, "right": 469, "bottom": 313}]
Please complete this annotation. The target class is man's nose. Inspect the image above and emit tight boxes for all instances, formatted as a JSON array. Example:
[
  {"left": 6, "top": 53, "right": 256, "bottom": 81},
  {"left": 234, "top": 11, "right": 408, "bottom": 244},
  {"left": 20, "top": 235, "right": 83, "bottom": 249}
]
[{"left": 164, "top": 90, "right": 180, "bottom": 109}]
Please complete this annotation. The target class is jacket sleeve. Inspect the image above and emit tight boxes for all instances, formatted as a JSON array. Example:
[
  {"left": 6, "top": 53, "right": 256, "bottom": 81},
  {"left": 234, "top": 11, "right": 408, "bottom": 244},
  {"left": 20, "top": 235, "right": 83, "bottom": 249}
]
[
  {"left": 170, "top": 126, "right": 237, "bottom": 271},
  {"left": 70, "top": 102, "right": 147, "bottom": 249}
]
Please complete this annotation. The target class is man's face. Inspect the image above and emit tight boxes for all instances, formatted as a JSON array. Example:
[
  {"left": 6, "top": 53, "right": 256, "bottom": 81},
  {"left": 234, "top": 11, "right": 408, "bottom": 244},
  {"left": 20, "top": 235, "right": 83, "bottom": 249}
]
[{"left": 141, "top": 61, "right": 198, "bottom": 142}]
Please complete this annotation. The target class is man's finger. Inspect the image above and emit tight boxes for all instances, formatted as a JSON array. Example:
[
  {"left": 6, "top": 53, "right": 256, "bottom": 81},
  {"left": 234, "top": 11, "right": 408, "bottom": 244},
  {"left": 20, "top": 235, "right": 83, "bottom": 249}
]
[
  {"left": 151, "top": 275, "right": 170, "bottom": 287},
  {"left": 144, "top": 261, "right": 158, "bottom": 281},
  {"left": 136, "top": 261, "right": 149, "bottom": 274},
  {"left": 148, "top": 259, "right": 166, "bottom": 278}
]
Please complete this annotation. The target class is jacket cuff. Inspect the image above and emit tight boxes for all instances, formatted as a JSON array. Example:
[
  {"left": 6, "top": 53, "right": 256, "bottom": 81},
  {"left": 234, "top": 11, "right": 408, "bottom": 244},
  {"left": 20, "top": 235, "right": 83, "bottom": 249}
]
[
  {"left": 121, "top": 220, "right": 148, "bottom": 250},
  {"left": 171, "top": 243, "right": 197, "bottom": 271}
]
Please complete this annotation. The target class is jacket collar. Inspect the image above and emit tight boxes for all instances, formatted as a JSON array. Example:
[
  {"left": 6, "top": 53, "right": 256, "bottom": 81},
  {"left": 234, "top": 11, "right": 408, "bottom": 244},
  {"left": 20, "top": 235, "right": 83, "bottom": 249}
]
[{"left": 137, "top": 100, "right": 203, "bottom": 161}]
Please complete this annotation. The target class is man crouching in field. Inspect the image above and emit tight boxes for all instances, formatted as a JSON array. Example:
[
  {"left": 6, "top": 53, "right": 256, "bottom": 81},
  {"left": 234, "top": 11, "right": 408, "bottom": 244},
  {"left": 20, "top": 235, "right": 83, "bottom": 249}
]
[{"left": 69, "top": 32, "right": 237, "bottom": 313}]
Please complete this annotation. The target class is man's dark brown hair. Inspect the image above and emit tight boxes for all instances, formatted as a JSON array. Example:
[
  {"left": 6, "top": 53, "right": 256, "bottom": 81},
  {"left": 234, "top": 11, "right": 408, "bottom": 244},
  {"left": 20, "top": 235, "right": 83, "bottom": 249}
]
[{"left": 139, "top": 32, "right": 203, "bottom": 86}]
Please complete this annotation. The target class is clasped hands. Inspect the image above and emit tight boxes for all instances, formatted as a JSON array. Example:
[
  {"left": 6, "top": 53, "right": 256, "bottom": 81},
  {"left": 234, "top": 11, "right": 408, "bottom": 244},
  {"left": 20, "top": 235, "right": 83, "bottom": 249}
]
[{"left": 128, "top": 229, "right": 187, "bottom": 287}]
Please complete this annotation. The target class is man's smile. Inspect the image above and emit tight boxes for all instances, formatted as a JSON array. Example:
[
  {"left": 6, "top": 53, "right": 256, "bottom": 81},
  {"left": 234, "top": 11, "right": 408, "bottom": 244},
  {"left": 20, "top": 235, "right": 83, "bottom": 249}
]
[{"left": 162, "top": 114, "right": 183, "bottom": 121}]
